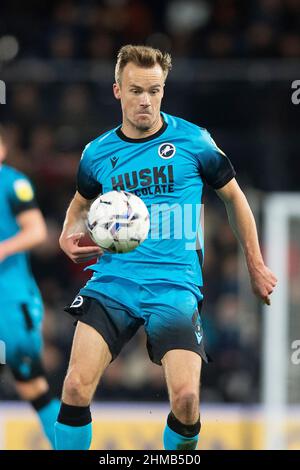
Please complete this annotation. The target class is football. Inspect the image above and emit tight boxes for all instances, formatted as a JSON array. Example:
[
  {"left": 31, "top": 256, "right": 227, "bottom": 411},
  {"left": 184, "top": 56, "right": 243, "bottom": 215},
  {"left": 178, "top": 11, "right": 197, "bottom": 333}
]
[{"left": 87, "top": 190, "right": 150, "bottom": 253}]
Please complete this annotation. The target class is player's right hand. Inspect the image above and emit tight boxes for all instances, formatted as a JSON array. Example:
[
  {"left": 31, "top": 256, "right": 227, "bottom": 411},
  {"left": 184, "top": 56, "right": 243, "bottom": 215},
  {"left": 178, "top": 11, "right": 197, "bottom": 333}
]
[
  {"left": 249, "top": 263, "right": 277, "bottom": 306},
  {"left": 59, "top": 232, "right": 103, "bottom": 263}
]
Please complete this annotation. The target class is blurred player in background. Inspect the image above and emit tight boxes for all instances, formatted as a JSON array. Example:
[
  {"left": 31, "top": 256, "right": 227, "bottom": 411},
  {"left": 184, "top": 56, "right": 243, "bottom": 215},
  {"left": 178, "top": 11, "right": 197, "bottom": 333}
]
[
  {"left": 0, "top": 128, "right": 60, "bottom": 448},
  {"left": 56, "top": 45, "right": 277, "bottom": 450}
]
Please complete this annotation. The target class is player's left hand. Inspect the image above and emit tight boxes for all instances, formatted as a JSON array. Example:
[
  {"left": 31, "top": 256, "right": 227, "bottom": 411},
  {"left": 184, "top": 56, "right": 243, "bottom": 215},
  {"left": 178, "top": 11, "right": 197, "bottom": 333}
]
[{"left": 249, "top": 263, "right": 278, "bottom": 305}]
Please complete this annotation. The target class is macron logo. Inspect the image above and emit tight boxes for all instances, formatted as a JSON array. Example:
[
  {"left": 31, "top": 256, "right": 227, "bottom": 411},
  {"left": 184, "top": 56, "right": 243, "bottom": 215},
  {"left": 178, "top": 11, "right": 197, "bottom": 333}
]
[
  {"left": 110, "top": 156, "right": 119, "bottom": 168},
  {"left": 195, "top": 332, "right": 203, "bottom": 345}
]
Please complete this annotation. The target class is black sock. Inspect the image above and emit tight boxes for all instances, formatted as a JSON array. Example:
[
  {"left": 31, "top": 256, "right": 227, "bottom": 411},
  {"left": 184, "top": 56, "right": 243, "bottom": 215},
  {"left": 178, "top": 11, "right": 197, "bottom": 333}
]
[
  {"left": 167, "top": 411, "right": 201, "bottom": 437},
  {"left": 57, "top": 402, "right": 91, "bottom": 427},
  {"left": 30, "top": 390, "right": 53, "bottom": 411}
]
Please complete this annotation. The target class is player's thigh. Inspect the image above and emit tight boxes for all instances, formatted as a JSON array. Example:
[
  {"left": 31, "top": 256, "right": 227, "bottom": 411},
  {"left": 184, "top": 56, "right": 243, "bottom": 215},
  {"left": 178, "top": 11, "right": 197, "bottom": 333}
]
[
  {"left": 162, "top": 349, "right": 202, "bottom": 400},
  {"left": 66, "top": 321, "right": 112, "bottom": 387},
  {"left": 65, "top": 294, "right": 143, "bottom": 371},
  {"left": 144, "top": 284, "right": 207, "bottom": 369}
]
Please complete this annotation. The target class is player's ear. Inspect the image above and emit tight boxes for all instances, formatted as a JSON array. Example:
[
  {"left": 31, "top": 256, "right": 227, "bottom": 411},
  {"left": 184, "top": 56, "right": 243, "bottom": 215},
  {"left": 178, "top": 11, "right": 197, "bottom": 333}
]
[{"left": 113, "top": 83, "right": 121, "bottom": 100}]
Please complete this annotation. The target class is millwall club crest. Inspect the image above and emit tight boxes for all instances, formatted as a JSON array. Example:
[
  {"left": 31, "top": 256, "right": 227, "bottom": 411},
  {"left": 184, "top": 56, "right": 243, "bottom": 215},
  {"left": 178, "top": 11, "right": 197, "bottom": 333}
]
[{"left": 158, "top": 143, "right": 176, "bottom": 159}]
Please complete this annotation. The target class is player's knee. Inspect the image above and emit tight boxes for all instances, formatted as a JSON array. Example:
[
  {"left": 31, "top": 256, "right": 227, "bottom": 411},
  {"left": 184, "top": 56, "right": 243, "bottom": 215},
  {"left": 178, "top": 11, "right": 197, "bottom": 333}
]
[
  {"left": 15, "top": 377, "right": 48, "bottom": 401},
  {"left": 172, "top": 390, "right": 199, "bottom": 423},
  {"left": 63, "top": 370, "right": 93, "bottom": 406}
]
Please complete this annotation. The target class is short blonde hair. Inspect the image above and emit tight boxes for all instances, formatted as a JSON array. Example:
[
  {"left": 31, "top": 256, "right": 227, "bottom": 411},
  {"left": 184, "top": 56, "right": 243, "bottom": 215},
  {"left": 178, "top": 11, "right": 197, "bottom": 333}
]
[{"left": 115, "top": 44, "right": 172, "bottom": 85}]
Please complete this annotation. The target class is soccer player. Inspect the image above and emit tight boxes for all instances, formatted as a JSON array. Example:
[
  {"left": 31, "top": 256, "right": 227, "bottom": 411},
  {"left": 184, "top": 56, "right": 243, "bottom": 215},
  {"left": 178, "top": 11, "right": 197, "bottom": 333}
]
[
  {"left": 0, "top": 129, "right": 60, "bottom": 448},
  {"left": 56, "top": 45, "right": 277, "bottom": 450}
]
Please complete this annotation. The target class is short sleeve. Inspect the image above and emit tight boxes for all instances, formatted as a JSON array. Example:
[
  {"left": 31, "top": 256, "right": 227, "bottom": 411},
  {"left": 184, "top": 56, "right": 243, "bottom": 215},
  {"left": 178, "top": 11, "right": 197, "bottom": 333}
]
[
  {"left": 197, "top": 130, "right": 236, "bottom": 189},
  {"left": 9, "top": 177, "right": 38, "bottom": 215},
  {"left": 76, "top": 144, "right": 102, "bottom": 199}
]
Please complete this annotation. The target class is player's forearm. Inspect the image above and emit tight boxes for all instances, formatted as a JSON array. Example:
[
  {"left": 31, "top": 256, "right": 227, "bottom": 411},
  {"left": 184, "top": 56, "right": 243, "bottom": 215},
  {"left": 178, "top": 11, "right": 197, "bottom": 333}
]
[
  {"left": 0, "top": 209, "right": 47, "bottom": 259},
  {"left": 59, "top": 192, "right": 101, "bottom": 262},
  {"left": 60, "top": 192, "right": 91, "bottom": 239},
  {"left": 224, "top": 192, "right": 264, "bottom": 270},
  {"left": 0, "top": 225, "right": 46, "bottom": 258}
]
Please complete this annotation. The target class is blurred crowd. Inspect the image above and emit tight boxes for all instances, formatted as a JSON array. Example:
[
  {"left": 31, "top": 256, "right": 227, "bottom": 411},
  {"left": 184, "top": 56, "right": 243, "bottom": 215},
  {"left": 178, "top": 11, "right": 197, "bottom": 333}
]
[
  {"left": 0, "top": 0, "right": 299, "bottom": 404},
  {"left": 0, "top": 0, "right": 300, "bottom": 60}
]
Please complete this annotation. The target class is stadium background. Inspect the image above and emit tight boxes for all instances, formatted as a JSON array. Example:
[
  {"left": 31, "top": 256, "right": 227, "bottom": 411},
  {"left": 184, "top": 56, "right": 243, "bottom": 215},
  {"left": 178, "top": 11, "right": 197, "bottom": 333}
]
[{"left": 0, "top": 0, "right": 299, "bottom": 449}]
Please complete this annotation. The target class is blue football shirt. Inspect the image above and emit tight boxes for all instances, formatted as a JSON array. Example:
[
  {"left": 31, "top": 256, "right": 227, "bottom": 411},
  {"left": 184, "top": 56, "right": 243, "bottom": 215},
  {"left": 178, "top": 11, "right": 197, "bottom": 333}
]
[
  {"left": 0, "top": 164, "right": 40, "bottom": 302},
  {"left": 77, "top": 112, "right": 235, "bottom": 287}
]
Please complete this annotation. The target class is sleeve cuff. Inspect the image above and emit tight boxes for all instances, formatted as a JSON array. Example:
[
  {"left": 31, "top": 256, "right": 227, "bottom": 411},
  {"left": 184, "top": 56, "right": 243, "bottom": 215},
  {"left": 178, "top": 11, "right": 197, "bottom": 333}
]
[{"left": 211, "top": 170, "right": 236, "bottom": 190}]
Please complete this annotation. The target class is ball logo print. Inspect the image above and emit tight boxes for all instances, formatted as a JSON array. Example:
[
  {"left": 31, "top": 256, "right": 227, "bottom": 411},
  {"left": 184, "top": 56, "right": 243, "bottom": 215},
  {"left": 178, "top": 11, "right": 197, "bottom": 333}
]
[{"left": 158, "top": 143, "right": 176, "bottom": 159}]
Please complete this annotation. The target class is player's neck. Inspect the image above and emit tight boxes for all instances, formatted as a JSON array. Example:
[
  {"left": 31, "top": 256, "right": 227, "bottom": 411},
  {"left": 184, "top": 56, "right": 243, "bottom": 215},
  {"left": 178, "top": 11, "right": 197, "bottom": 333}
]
[{"left": 121, "top": 115, "right": 164, "bottom": 140}]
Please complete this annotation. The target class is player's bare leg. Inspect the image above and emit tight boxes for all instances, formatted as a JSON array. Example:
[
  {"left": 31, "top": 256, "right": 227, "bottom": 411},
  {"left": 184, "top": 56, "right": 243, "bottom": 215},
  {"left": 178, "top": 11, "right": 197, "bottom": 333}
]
[
  {"left": 162, "top": 349, "right": 202, "bottom": 450},
  {"left": 62, "top": 321, "right": 111, "bottom": 405},
  {"left": 15, "top": 377, "right": 60, "bottom": 448},
  {"left": 55, "top": 321, "right": 112, "bottom": 450}
]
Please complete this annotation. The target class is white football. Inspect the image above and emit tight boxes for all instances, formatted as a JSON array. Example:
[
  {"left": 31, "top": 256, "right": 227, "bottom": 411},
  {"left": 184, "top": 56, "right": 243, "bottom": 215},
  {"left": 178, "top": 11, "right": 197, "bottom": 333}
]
[{"left": 87, "top": 190, "right": 150, "bottom": 253}]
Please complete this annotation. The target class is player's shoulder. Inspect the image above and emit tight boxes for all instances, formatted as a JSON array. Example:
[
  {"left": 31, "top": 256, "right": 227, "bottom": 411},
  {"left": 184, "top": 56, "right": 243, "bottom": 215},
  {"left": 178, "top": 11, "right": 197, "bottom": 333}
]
[
  {"left": 164, "top": 114, "right": 225, "bottom": 157},
  {"left": 163, "top": 112, "right": 210, "bottom": 141},
  {"left": 1, "top": 164, "right": 35, "bottom": 201},
  {"left": 81, "top": 127, "right": 118, "bottom": 161},
  {"left": 1, "top": 164, "right": 31, "bottom": 184}
]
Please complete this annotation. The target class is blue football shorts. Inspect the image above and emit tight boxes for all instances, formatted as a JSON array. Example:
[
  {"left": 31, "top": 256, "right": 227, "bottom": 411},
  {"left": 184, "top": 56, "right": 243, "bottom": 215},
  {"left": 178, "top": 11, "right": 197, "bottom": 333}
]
[
  {"left": 65, "top": 274, "right": 208, "bottom": 365},
  {"left": 0, "top": 294, "right": 45, "bottom": 381}
]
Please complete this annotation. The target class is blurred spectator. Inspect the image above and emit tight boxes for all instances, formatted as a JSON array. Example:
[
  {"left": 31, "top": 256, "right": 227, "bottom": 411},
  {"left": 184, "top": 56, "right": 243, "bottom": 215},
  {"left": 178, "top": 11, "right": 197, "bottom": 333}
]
[
  {"left": 49, "top": 30, "right": 76, "bottom": 59},
  {"left": 0, "top": 0, "right": 299, "bottom": 60}
]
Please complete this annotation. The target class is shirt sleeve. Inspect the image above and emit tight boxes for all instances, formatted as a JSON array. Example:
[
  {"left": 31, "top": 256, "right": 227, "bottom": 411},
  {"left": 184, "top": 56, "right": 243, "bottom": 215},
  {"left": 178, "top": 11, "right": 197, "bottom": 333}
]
[
  {"left": 197, "top": 129, "right": 236, "bottom": 189},
  {"left": 76, "top": 144, "right": 102, "bottom": 199},
  {"left": 9, "top": 176, "right": 38, "bottom": 215}
]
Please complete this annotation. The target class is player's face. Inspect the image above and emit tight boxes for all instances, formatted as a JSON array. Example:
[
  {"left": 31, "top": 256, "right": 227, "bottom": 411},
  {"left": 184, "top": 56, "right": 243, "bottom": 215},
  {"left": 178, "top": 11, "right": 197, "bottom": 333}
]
[{"left": 113, "top": 63, "right": 165, "bottom": 132}]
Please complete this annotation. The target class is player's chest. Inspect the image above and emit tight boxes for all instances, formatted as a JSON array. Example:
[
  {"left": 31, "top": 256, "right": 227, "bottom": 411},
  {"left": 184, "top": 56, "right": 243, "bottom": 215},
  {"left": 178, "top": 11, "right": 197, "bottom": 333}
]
[{"left": 95, "top": 142, "right": 199, "bottom": 193}]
